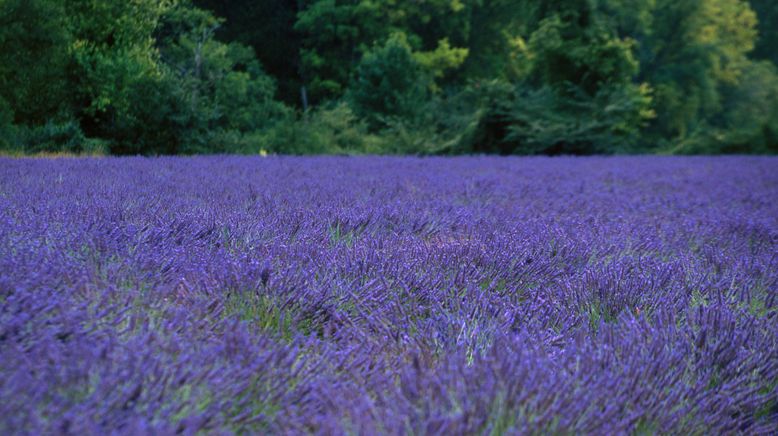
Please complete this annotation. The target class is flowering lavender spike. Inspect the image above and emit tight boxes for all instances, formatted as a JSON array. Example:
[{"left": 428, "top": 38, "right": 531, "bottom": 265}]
[{"left": 0, "top": 156, "right": 776, "bottom": 433}]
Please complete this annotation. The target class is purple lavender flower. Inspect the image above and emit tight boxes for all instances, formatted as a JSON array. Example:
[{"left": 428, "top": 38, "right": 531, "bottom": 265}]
[{"left": 0, "top": 156, "right": 776, "bottom": 434}]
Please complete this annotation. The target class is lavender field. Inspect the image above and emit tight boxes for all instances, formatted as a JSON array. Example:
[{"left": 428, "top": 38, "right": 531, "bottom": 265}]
[{"left": 1, "top": 156, "right": 777, "bottom": 434}]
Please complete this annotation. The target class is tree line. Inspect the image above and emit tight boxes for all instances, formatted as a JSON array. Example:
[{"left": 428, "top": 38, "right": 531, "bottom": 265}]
[{"left": 1, "top": 0, "right": 776, "bottom": 155}]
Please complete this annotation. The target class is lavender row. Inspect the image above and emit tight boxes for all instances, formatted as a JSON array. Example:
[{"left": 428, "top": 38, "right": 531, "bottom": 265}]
[{"left": 1, "top": 156, "right": 776, "bottom": 434}]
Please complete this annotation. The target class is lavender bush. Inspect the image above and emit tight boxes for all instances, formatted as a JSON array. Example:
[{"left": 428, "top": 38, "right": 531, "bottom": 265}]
[{"left": 1, "top": 156, "right": 776, "bottom": 434}]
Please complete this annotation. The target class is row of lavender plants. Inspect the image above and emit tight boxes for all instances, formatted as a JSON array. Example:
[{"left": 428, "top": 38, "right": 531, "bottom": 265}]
[{"left": 1, "top": 156, "right": 776, "bottom": 434}]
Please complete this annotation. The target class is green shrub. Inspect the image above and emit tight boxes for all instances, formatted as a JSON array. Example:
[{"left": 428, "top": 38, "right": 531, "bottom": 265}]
[
  {"left": 504, "top": 82, "right": 655, "bottom": 155},
  {"left": 452, "top": 79, "right": 654, "bottom": 155},
  {"left": 376, "top": 94, "right": 481, "bottom": 155},
  {"left": 663, "top": 61, "right": 778, "bottom": 155},
  {"left": 261, "top": 103, "right": 382, "bottom": 155},
  {"left": 15, "top": 120, "right": 106, "bottom": 154}
]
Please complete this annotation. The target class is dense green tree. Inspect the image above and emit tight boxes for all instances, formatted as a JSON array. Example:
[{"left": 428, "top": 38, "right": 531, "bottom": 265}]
[
  {"left": 464, "top": 0, "right": 654, "bottom": 154},
  {"left": 723, "top": 60, "right": 778, "bottom": 152},
  {"left": 63, "top": 0, "right": 172, "bottom": 147},
  {"left": 346, "top": 33, "right": 430, "bottom": 127},
  {"left": 750, "top": 0, "right": 778, "bottom": 66},
  {"left": 675, "top": 59, "right": 778, "bottom": 154},
  {"left": 463, "top": 0, "right": 765, "bottom": 153},
  {"left": 294, "top": 0, "right": 470, "bottom": 102},
  {"left": 1, "top": 0, "right": 775, "bottom": 155},
  {"left": 0, "top": 0, "right": 72, "bottom": 125},
  {"left": 53, "top": 0, "right": 285, "bottom": 154},
  {"left": 525, "top": 14, "right": 640, "bottom": 94},
  {"left": 294, "top": 0, "right": 384, "bottom": 101},
  {"left": 596, "top": 0, "right": 759, "bottom": 141},
  {"left": 193, "top": 0, "right": 304, "bottom": 105},
  {"left": 454, "top": 1, "right": 536, "bottom": 81},
  {"left": 155, "top": 2, "right": 286, "bottom": 153}
]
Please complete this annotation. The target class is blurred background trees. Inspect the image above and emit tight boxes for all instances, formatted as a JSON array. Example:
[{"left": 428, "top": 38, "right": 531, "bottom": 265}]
[{"left": 0, "top": 0, "right": 775, "bottom": 155}]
